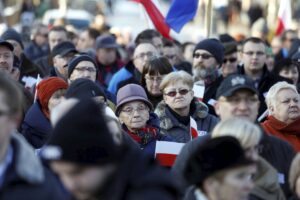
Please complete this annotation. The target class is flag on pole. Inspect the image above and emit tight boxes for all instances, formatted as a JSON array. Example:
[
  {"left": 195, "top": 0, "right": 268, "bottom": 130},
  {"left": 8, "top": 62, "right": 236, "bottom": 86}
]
[
  {"left": 190, "top": 116, "right": 198, "bottom": 139},
  {"left": 165, "top": 0, "right": 198, "bottom": 33},
  {"left": 131, "top": 0, "right": 172, "bottom": 39},
  {"left": 155, "top": 141, "right": 184, "bottom": 167},
  {"left": 275, "top": 0, "right": 292, "bottom": 36}
]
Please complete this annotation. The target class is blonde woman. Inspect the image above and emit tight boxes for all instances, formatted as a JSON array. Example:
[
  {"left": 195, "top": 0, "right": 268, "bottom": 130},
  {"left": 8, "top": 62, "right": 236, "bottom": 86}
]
[{"left": 211, "top": 118, "right": 285, "bottom": 200}]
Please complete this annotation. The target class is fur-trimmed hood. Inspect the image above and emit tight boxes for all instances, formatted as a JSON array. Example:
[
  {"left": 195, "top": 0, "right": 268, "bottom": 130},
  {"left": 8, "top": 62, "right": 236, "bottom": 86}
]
[{"left": 155, "top": 99, "right": 209, "bottom": 130}]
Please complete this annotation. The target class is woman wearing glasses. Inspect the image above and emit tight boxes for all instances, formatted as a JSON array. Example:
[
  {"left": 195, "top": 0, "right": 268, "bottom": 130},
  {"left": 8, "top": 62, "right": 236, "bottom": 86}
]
[
  {"left": 155, "top": 71, "right": 218, "bottom": 143},
  {"left": 141, "top": 56, "right": 173, "bottom": 108},
  {"left": 116, "top": 83, "right": 172, "bottom": 157}
]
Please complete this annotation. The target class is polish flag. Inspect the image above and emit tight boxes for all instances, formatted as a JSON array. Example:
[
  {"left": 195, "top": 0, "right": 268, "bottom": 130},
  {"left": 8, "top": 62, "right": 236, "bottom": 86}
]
[
  {"left": 190, "top": 116, "right": 198, "bottom": 139},
  {"left": 275, "top": 0, "right": 292, "bottom": 36},
  {"left": 155, "top": 141, "right": 184, "bottom": 167},
  {"left": 193, "top": 81, "right": 205, "bottom": 102}
]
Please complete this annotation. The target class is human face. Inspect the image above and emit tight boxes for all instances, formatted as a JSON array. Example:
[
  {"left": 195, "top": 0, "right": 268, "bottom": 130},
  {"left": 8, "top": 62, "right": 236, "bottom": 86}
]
[
  {"left": 183, "top": 43, "right": 196, "bottom": 64},
  {"left": 133, "top": 43, "right": 158, "bottom": 73},
  {"left": 76, "top": 30, "right": 94, "bottom": 51},
  {"left": 0, "top": 46, "right": 13, "bottom": 74},
  {"left": 96, "top": 48, "right": 117, "bottom": 65},
  {"left": 118, "top": 101, "right": 150, "bottom": 132},
  {"left": 283, "top": 31, "right": 297, "bottom": 51},
  {"left": 212, "top": 165, "right": 255, "bottom": 200},
  {"left": 69, "top": 61, "right": 97, "bottom": 82},
  {"left": 151, "top": 37, "right": 163, "bottom": 55},
  {"left": 163, "top": 81, "right": 193, "bottom": 112},
  {"left": 192, "top": 49, "right": 219, "bottom": 80},
  {"left": 214, "top": 89, "right": 260, "bottom": 123},
  {"left": 145, "top": 73, "right": 165, "bottom": 96},
  {"left": 222, "top": 52, "right": 238, "bottom": 77},
  {"left": 50, "top": 161, "right": 116, "bottom": 200},
  {"left": 48, "top": 89, "right": 66, "bottom": 112},
  {"left": 271, "top": 89, "right": 300, "bottom": 124},
  {"left": 7, "top": 40, "right": 22, "bottom": 58},
  {"left": 49, "top": 31, "right": 68, "bottom": 51},
  {"left": 53, "top": 53, "right": 75, "bottom": 78},
  {"left": 35, "top": 27, "right": 48, "bottom": 46},
  {"left": 241, "top": 42, "right": 266, "bottom": 74},
  {"left": 279, "top": 66, "right": 299, "bottom": 85},
  {"left": 163, "top": 46, "right": 178, "bottom": 66}
]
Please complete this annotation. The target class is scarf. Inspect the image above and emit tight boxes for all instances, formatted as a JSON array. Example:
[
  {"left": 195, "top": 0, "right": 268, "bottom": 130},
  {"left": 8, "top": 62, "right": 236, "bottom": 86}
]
[{"left": 124, "top": 125, "right": 158, "bottom": 147}]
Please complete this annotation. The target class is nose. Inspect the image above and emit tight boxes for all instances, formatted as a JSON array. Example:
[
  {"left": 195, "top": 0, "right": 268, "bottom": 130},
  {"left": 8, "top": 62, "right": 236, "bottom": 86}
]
[{"left": 237, "top": 99, "right": 248, "bottom": 110}]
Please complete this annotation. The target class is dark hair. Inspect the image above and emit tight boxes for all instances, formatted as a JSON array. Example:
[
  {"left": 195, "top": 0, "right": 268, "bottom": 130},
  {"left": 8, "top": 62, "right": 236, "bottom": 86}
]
[
  {"left": 0, "top": 72, "right": 23, "bottom": 115},
  {"left": 281, "top": 29, "right": 297, "bottom": 41},
  {"left": 49, "top": 26, "right": 67, "bottom": 35},
  {"left": 87, "top": 27, "right": 100, "bottom": 40},
  {"left": 242, "top": 37, "right": 265, "bottom": 51},
  {"left": 141, "top": 56, "right": 173, "bottom": 87},
  {"left": 163, "top": 38, "right": 175, "bottom": 47},
  {"left": 272, "top": 58, "right": 300, "bottom": 81},
  {"left": 134, "top": 29, "right": 161, "bottom": 45}
]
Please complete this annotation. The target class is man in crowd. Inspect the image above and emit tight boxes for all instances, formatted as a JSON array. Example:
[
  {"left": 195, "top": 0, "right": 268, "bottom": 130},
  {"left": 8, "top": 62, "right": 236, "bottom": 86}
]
[
  {"left": 134, "top": 29, "right": 163, "bottom": 55},
  {"left": 76, "top": 27, "right": 100, "bottom": 54}
]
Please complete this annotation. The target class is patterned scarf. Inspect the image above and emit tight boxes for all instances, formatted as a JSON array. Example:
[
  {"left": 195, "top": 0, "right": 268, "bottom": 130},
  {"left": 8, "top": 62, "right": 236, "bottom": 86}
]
[{"left": 124, "top": 125, "right": 158, "bottom": 147}]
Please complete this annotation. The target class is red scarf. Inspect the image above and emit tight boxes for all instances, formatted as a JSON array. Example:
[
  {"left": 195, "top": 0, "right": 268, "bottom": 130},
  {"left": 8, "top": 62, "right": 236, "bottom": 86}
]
[{"left": 125, "top": 125, "right": 158, "bottom": 146}]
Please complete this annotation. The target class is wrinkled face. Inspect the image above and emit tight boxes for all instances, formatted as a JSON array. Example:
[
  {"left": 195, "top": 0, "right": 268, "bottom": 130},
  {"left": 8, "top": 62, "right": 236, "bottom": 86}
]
[
  {"left": 163, "top": 81, "right": 194, "bottom": 111},
  {"left": 271, "top": 89, "right": 300, "bottom": 124},
  {"left": 118, "top": 101, "right": 150, "bottom": 132},
  {"left": 69, "top": 61, "right": 97, "bottom": 83},
  {"left": 53, "top": 53, "right": 76, "bottom": 79},
  {"left": 279, "top": 66, "right": 299, "bottom": 85},
  {"left": 163, "top": 46, "right": 178, "bottom": 66},
  {"left": 214, "top": 90, "right": 260, "bottom": 123},
  {"left": 241, "top": 42, "right": 266, "bottom": 74},
  {"left": 50, "top": 161, "right": 116, "bottom": 200},
  {"left": 49, "top": 30, "right": 68, "bottom": 51},
  {"left": 192, "top": 49, "right": 219, "bottom": 80},
  {"left": 0, "top": 46, "right": 13, "bottom": 74},
  {"left": 222, "top": 52, "right": 238, "bottom": 77},
  {"left": 145, "top": 73, "right": 165, "bottom": 96},
  {"left": 211, "top": 165, "right": 255, "bottom": 200},
  {"left": 48, "top": 89, "right": 66, "bottom": 112},
  {"left": 96, "top": 48, "right": 117, "bottom": 65},
  {"left": 76, "top": 30, "right": 94, "bottom": 51},
  {"left": 133, "top": 43, "right": 158, "bottom": 73},
  {"left": 7, "top": 39, "right": 22, "bottom": 58}
]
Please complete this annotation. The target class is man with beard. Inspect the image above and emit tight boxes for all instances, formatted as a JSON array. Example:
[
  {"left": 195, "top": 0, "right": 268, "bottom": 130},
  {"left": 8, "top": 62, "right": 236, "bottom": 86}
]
[{"left": 192, "top": 38, "right": 225, "bottom": 115}]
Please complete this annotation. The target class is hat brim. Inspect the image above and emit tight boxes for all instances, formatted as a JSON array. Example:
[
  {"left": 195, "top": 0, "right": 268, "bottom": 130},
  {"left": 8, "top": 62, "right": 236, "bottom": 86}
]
[
  {"left": 116, "top": 96, "right": 153, "bottom": 116},
  {"left": 98, "top": 44, "right": 119, "bottom": 49},
  {"left": 0, "top": 41, "right": 14, "bottom": 51},
  {"left": 220, "top": 85, "right": 257, "bottom": 98},
  {"left": 61, "top": 48, "right": 78, "bottom": 57}
]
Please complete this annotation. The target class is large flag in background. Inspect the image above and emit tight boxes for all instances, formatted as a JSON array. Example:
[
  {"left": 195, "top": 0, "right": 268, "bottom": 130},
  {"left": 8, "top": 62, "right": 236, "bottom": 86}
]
[
  {"left": 275, "top": 0, "right": 292, "bottom": 36},
  {"left": 131, "top": 0, "right": 172, "bottom": 39},
  {"left": 165, "top": 0, "right": 199, "bottom": 33}
]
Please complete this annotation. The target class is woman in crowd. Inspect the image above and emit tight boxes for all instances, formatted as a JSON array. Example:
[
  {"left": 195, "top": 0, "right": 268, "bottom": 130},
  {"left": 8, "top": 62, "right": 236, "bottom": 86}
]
[
  {"left": 212, "top": 118, "right": 285, "bottom": 200},
  {"left": 140, "top": 56, "right": 173, "bottom": 108},
  {"left": 116, "top": 83, "right": 171, "bottom": 158},
  {"left": 155, "top": 71, "right": 218, "bottom": 143},
  {"left": 262, "top": 81, "right": 300, "bottom": 152},
  {"left": 21, "top": 77, "right": 68, "bottom": 148}
]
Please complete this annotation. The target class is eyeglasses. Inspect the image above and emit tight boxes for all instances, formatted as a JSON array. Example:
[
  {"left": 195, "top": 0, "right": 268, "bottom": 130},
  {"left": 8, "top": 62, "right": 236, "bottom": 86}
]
[
  {"left": 242, "top": 51, "right": 265, "bottom": 57},
  {"left": 121, "top": 105, "right": 149, "bottom": 115},
  {"left": 164, "top": 89, "right": 190, "bottom": 97},
  {"left": 145, "top": 75, "right": 164, "bottom": 82},
  {"left": 134, "top": 52, "right": 156, "bottom": 60},
  {"left": 223, "top": 57, "right": 237, "bottom": 63},
  {"left": 193, "top": 53, "right": 213, "bottom": 59},
  {"left": 74, "top": 67, "right": 97, "bottom": 73}
]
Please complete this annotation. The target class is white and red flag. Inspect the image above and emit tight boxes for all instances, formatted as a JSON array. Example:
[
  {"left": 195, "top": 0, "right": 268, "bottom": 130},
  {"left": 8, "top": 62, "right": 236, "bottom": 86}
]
[
  {"left": 275, "top": 0, "right": 292, "bottom": 36},
  {"left": 155, "top": 141, "right": 184, "bottom": 167}
]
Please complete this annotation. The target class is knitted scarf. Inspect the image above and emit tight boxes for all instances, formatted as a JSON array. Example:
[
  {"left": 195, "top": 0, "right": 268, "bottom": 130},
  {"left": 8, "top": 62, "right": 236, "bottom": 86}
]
[{"left": 124, "top": 125, "right": 158, "bottom": 147}]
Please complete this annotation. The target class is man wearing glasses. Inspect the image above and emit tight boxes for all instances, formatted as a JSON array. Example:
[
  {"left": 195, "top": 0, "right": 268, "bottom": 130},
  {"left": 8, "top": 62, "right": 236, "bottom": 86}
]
[{"left": 238, "top": 37, "right": 289, "bottom": 115}]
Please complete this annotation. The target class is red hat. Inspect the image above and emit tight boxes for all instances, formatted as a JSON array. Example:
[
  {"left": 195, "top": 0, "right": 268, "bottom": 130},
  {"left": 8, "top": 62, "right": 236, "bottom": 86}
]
[{"left": 37, "top": 77, "right": 68, "bottom": 118}]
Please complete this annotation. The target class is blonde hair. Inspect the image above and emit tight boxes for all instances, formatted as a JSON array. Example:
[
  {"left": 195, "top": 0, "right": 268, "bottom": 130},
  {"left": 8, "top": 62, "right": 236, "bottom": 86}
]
[
  {"left": 265, "top": 81, "right": 298, "bottom": 114},
  {"left": 212, "top": 118, "right": 262, "bottom": 149},
  {"left": 159, "top": 70, "right": 193, "bottom": 92},
  {"left": 289, "top": 153, "right": 300, "bottom": 192}
]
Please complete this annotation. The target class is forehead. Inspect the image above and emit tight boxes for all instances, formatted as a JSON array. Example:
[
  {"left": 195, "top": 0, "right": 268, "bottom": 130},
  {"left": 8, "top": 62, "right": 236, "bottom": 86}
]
[
  {"left": 151, "top": 37, "right": 163, "bottom": 46},
  {"left": 243, "top": 41, "right": 265, "bottom": 51},
  {"left": 0, "top": 46, "right": 12, "bottom": 53},
  {"left": 163, "top": 46, "right": 176, "bottom": 53},
  {"left": 164, "top": 80, "right": 190, "bottom": 90},
  {"left": 227, "top": 89, "right": 257, "bottom": 98},
  {"left": 51, "top": 160, "right": 83, "bottom": 173},
  {"left": 276, "top": 88, "right": 298, "bottom": 96},
  {"left": 49, "top": 31, "right": 67, "bottom": 39},
  {"left": 75, "top": 61, "right": 96, "bottom": 68},
  {"left": 134, "top": 43, "right": 157, "bottom": 55},
  {"left": 194, "top": 49, "right": 211, "bottom": 55}
]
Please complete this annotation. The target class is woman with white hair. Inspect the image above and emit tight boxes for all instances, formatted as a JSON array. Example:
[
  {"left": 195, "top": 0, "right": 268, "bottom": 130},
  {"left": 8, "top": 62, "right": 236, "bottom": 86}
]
[
  {"left": 211, "top": 118, "right": 285, "bottom": 200},
  {"left": 262, "top": 81, "right": 300, "bottom": 152}
]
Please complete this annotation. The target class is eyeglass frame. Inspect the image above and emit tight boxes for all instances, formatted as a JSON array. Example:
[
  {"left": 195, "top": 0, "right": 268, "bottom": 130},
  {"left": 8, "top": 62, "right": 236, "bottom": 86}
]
[
  {"left": 73, "top": 66, "right": 97, "bottom": 73},
  {"left": 164, "top": 88, "right": 191, "bottom": 97}
]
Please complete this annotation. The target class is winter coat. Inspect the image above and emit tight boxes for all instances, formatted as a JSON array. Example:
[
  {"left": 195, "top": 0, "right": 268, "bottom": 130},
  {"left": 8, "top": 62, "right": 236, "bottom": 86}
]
[
  {"left": 19, "top": 53, "right": 46, "bottom": 79},
  {"left": 0, "top": 133, "right": 69, "bottom": 200},
  {"left": 21, "top": 101, "right": 52, "bottom": 149},
  {"left": 24, "top": 41, "right": 49, "bottom": 62},
  {"left": 155, "top": 99, "right": 219, "bottom": 143},
  {"left": 261, "top": 116, "right": 300, "bottom": 152},
  {"left": 97, "top": 59, "right": 124, "bottom": 88}
]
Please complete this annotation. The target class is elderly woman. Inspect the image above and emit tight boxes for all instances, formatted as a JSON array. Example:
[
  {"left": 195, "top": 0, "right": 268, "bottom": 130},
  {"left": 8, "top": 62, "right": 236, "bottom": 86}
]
[
  {"left": 262, "top": 81, "right": 300, "bottom": 151},
  {"left": 141, "top": 56, "right": 173, "bottom": 108},
  {"left": 155, "top": 71, "right": 218, "bottom": 143},
  {"left": 21, "top": 77, "right": 68, "bottom": 148},
  {"left": 289, "top": 153, "right": 300, "bottom": 200},
  {"left": 116, "top": 83, "right": 171, "bottom": 157},
  {"left": 212, "top": 118, "right": 285, "bottom": 200}
]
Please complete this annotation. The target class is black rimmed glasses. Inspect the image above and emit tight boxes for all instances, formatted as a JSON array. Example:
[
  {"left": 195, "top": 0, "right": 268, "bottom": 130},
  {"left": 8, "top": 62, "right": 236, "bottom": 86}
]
[{"left": 164, "top": 89, "right": 190, "bottom": 97}]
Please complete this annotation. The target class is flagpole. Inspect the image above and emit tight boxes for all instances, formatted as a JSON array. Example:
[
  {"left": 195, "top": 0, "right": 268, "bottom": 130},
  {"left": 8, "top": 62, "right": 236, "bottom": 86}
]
[{"left": 205, "top": 0, "right": 213, "bottom": 38}]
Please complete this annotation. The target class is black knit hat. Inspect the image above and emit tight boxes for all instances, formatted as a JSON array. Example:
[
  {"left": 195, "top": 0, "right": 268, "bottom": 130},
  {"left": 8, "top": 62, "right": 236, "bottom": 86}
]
[
  {"left": 68, "top": 55, "right": 97, "bottom": 78},
  {"left": 65, "top": 78, "right": 107, "bottom": 100},
  {"left": 52, "top": 41, "right": 78, "bottom": 57},
  {"left": 194, "top": 38, "right": 224, "bottom": 64},
  {"left": 1, "top": 28, "right": 24, "bottom": 49},
  {"left": 184, "top": 136, "right": 254, "bottom": 186},
  {"left": 41, "top": 99, "right": 120, "bottom": 165}
]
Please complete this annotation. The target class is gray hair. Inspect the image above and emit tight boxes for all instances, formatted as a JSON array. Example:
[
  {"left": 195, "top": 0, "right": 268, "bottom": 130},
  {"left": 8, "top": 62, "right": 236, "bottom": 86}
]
[{"left": 159, "top": 70, "right": 193, "bottom": 92}]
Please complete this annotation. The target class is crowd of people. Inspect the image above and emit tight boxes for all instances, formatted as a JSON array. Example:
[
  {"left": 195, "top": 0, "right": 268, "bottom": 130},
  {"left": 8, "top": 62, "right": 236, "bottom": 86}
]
[{"left": 0, "top": 17, "right": 300, "bottom": 200}]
